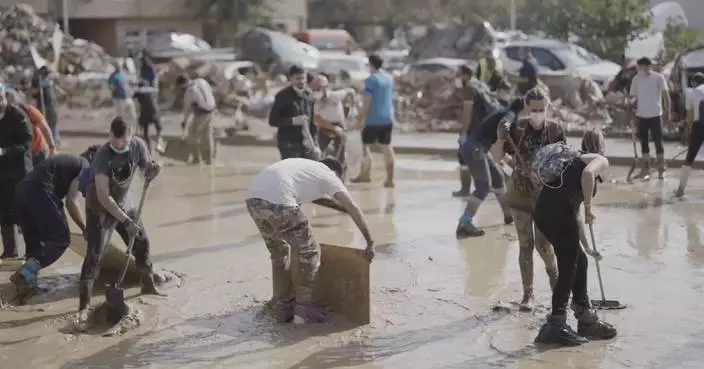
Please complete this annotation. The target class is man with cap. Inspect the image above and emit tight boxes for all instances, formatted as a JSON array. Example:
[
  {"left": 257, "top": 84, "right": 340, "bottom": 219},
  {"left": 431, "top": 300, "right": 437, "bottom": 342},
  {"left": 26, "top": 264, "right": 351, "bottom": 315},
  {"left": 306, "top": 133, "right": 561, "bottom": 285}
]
[{"left": 0, "top": 84, "right": 33, "bottom": 259}]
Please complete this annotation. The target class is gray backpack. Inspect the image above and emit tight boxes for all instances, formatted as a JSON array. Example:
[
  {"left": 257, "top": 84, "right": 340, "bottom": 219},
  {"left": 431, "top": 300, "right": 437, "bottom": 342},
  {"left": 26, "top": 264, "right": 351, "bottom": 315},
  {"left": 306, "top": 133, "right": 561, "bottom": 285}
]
[{"left": 532, "top": 142, "right": 580, "bottom": 188}]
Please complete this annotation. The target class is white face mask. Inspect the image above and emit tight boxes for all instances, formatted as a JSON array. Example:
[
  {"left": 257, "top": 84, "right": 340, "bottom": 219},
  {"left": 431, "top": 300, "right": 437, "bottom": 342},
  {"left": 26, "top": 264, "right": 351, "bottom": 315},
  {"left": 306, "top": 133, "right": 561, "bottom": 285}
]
[
  {"left": 313, "top": 91, "right": 324, "bottom": 100},
  {"left": 529, "top": 111, "right": 546, "bottom": 129},
  {"left": 455, "top": 78, "right": 464, "bottom": 88},
  {"left": 109, "top": 142, "right": 130, "bottom": 154}
]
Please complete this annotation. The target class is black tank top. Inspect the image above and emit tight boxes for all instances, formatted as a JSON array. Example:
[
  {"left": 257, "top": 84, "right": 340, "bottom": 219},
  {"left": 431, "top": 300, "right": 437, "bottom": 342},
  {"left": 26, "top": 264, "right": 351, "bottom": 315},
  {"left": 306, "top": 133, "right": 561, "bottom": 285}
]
[
  {"left": 24, "top": 154, "right": 88, "bottom": 199},
  {"left": 536, "top": 158, "right": 598, "bottom": 208}
]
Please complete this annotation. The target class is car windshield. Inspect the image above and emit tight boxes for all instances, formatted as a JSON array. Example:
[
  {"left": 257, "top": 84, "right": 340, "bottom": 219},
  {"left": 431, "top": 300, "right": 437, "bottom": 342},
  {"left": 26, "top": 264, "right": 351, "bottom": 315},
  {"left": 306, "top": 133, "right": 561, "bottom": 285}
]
[{"left": 320, "top": 58, "right": 366, "bottom": 71}]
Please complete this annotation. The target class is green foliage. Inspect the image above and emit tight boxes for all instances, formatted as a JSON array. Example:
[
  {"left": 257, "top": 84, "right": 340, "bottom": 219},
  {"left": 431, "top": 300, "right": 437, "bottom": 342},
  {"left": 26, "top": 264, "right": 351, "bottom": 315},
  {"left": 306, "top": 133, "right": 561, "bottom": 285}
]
[
  {"left": 543, "top": 0, "right": 651, "bottom": 62},
  {"left": 661, "top": 22, "right": 704, "bottom": 63}
]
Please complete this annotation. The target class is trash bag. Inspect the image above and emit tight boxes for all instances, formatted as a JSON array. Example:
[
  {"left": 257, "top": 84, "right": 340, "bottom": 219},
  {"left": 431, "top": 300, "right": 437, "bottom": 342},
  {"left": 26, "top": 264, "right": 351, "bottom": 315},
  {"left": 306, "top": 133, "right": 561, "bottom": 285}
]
[{"left": 346, "top": 130, "right": 363, "bottom": 171}]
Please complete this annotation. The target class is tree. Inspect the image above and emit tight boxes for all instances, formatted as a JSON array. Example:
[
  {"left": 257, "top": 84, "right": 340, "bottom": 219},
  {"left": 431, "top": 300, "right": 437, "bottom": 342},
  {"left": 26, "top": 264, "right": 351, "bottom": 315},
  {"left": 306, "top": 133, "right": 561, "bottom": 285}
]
[
  {"left": 661, "top": 21, "right": 704, "bottom": 63},
  {"left": 198, "top": 0, "right": 271, "bottom": 45},
  {"left": 542, "top": 0, "right": 651, "bottom": 62}
]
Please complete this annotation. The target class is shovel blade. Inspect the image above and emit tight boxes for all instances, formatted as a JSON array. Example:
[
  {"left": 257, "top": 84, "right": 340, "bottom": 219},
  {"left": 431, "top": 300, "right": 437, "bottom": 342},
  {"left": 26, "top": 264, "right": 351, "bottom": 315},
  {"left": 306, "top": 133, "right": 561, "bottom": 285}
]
[
  {"left": 591, "top": 299, "right": 627, "bottom": 310},
  {"left": 105, "top": 283, "right": 130, "bottom": 324}
]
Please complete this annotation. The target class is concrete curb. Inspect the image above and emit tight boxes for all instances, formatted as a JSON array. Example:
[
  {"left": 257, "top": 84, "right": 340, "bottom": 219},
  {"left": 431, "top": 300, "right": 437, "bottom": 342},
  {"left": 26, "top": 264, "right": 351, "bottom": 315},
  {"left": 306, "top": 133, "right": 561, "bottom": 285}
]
[{"left": 60, "top": 129, "right": 704, "bottom": 169}]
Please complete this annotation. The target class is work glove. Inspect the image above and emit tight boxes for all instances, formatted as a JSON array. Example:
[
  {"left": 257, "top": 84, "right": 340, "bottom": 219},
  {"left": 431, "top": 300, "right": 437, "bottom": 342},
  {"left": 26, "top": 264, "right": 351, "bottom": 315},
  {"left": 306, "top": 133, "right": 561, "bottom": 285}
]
[
  {"left": 144, "top": 161, "right": 162, "bottom": 182},
  {"left": 123, "top": 218, "right": 142, "bottom": 239},
  {"left": 459, "top": 133, "right": 468, "bottom": 146},
  {"left": 364, "top": 239, "right": 375, "bottom": 263},
  {"left": 292, "top": 115, "right": 308, "bottom": 126}
]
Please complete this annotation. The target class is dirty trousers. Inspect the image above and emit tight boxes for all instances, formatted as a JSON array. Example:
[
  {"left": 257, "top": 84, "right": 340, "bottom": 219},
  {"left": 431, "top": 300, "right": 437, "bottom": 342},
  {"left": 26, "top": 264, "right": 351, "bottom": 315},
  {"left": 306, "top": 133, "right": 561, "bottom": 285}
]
[
  {"left": 511, "top": 209, "right": 558, "bottom": 295},
  {"left": 685, "top": 121, "right": 704, "bottom": 165},
  {"left": 533, "top": 202, "right": 589, "bottom": 316},
  {"left": 636, "top": 116, "right": 664, "bottom": 155},
  {"left": 0, "top": 179, "right": 20, "bottom": 256},
  {"left": 16, "top": 183, "right": 70, "bottom": 267},
  {"left": 245, "top": 198, "right": 321, "bottom": 305},
  {"left": 186, "top": 112, "right": 215, "bottom": 164},
  {"left": 79, "top": 209, "right": 153, "bottom": 309}
]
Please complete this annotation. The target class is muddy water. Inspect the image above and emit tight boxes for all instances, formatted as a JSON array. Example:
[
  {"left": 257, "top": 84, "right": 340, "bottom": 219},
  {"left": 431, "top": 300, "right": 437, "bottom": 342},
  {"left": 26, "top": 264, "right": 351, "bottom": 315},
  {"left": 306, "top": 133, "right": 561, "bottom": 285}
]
[{"left": 1, "top": 138, "right": 704, "bottom": 369}]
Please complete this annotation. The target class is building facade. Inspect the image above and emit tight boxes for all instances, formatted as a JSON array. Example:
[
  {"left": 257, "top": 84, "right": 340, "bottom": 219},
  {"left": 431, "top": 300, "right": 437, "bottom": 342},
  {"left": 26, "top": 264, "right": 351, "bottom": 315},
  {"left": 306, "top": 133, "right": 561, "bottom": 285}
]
[{"left": 1, "top": 0, "right": 307, "bottom": 55}]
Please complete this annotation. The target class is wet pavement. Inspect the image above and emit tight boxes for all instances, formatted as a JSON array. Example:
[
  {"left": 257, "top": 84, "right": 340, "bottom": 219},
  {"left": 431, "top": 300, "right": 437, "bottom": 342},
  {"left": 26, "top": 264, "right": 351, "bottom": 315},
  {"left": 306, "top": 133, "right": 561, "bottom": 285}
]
[{"left": 2, "top": 136, "right": 704, "bottom": 369}]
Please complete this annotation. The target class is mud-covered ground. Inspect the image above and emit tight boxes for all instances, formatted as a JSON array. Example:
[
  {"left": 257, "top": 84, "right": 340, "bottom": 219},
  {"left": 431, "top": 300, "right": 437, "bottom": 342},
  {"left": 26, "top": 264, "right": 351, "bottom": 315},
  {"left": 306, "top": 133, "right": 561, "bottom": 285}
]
[{"left": 1, "top": 137, "right": 703, "bottom": 369}]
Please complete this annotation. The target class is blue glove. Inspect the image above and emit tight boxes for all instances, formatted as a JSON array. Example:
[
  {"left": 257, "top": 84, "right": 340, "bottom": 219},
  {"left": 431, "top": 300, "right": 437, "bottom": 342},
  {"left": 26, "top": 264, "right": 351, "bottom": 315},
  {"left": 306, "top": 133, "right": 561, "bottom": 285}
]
[{"left": 459, "top": 133, "right": 468, "bottom": 146}]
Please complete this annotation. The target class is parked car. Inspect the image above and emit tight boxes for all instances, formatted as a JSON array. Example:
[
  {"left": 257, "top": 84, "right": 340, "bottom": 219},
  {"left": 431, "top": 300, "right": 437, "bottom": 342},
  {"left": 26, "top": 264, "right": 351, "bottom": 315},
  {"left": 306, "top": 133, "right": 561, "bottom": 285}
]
[
  {"left": 292, "top": 29, "right": 358, "bottom": 52},
  {"left": 403, "top": 57, "right": 469, "bottom": 84},
  {"left": 238, "top": 28, "right": 320, "bottom": 75},
  {"left": 669, "top": 47, "right": 704, "bottom": 124},
  {"left": 497, "top": 39, "right": 621, "bottom": 92}
]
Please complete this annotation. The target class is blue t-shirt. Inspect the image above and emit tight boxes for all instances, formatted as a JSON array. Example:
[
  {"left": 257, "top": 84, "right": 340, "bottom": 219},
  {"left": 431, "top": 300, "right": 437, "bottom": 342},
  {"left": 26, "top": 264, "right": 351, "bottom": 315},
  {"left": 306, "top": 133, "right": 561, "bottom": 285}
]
[
  {"left": 363, "top": 71, "right": 395, "bottom": 126},
  {"left": 108, "top": 71, "right": 129, "bottom": 100},
  {"left": 518, "top": 56, "right": 539, "bottom": 94}
]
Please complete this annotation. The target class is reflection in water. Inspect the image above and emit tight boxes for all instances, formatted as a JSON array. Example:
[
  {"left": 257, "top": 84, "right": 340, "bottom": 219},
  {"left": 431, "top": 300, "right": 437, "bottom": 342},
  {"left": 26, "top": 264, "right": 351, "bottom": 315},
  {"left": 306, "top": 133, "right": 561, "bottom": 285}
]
[{"left": 459, "top": 238, "right": 510, "bottom": 299}]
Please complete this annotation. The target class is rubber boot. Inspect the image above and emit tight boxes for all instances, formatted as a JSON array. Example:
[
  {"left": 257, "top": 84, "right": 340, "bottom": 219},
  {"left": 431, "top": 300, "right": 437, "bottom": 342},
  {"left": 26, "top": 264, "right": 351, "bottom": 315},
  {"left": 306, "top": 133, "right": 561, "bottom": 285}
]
[
  {"left": 535, "top": 314, "right": 589, "bottom": 346},
  {"left": 452, "top": 168, "right": 471, "bottom": 197},
  {"left": 574, "top": 305, "right": 618, "bottom": 340},
  {"left": 0, "top": 224, "right": 18, "bottom": 259},
  {"left": 293, "top": 303, "right": 327, "bottom": 324},
  {"left": 675, "top": 165, "right": 691, "bottom": 197},
  {"left": 75, "top": 279, "right": 95, "bottom": 331},
  {"left": 351, "top": 156, "right": 371, "bottom": 183},
  {"left": 10, "top": 257, "right": 41, "bottom": 302},
  {"left": 383, "top": 163, "right": 395, "bottom": 188},
  {"left": 656, "top": 154, "right": 666, "bottom": 180},
  {"left": 456, "top": 197, "right": 485, "bottom": 238},
  {"left": 635, "top": 153, "right": 651, "bottom": 180},
  {"left": 139, "top": 267, "right": 161, "bottom": 295},
  {"left": 275, "top": 298, "right": 295, "bottom": 323}
]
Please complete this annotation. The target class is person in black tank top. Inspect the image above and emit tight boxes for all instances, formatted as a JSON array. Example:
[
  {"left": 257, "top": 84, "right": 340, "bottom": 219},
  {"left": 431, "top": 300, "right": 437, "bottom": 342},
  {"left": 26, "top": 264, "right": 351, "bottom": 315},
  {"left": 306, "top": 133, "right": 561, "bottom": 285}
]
[
  {"left": 10, "top": 153, "right": 90, "bottom": 300},
  {"left": 533, "top": 130, "right": 618, "bottom": 346}
]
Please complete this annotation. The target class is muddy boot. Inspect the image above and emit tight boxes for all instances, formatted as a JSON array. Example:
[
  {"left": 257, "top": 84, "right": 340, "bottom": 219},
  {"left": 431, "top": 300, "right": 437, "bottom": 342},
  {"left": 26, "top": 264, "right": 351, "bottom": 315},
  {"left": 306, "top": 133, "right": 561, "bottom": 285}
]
[
  {"left": 275, "top": 298, "right": 295, "bottom": 323},
  {"left": 455, "top": 222, "right": 485, "bottom": 238},
  {"left": 10, "top": 258, "right": 40, "bottom": 303},
  {"left": 452, "top": 168, "right": 471, "bottom": 197},
  {"left": 0, "top": 224, "right": 18, "bottom": 259},
  {"left": 351, "top": 157, "right": 372, "bottom": 183},
  {"left": 518, "top": 290, "right": 534, "bottom": 312},
  {"left": 675, "top": 166, "right": 691, "bottom": 197},
  {"left": 574, "top": 305, "right": 618, "bottom": 340},
  {"left": 139, "top": 268, "right": 162, "bottom": 295},
  {"left": 535, "top": 314, "right": 589, "bottom": 346},
  {"left": 383, "top": 163, "right": 395, "bottom": 188},
  {"left": 293, "top": 303, "right": 327, "bottom": 324},
  {"left": 75, "top": 279, "right": 95, "bottom": 331},
  {"left": 634, "top": 153, "right": 651, "bottom": 180},
  {"left": 656, "top": 154, "right": 666, "bottom": 180}
]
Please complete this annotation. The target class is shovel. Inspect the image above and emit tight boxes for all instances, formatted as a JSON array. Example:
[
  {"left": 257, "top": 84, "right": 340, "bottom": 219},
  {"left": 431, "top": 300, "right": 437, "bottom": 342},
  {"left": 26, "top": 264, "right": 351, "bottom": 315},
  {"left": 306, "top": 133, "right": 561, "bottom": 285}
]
[
  {"left": 588, "top": 224, "right": 627, "bottom": 310},
  {"left": 625, "top": 106, "right": 642, "bottom": 183},
  {"left": 104, "top": 181, "right": 151, "bottom": 323}
]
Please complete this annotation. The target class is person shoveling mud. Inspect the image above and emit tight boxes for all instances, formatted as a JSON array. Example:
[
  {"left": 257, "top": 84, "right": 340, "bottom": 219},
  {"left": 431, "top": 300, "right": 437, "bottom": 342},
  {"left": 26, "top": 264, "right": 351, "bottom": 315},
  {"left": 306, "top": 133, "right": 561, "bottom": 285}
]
[
  {"left": 531, "top": 132, "right": 617, "bottom": 346},
  {"left": 246, "top": 157, "right": 374, "bottom": 324},
  {"left": 76, "top": 117, "right": 163, "bottom": 329},
  {"left": 493, "top": 88, "right": 561, "bottom": 311},
  {"left": 10, "top": 151, "right": 90, "bottom": 303}
]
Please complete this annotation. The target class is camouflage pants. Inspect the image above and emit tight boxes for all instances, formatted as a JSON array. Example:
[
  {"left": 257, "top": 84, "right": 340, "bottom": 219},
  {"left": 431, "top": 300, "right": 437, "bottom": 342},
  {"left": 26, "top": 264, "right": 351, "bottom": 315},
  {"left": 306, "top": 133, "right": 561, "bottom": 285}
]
[
  {"left": 511, "top": 209, "right": 558, "bottom": 296},
  {"left": 186, "top": 113, "right": 215, "bottom": 164},
  {"left": 245, "top": 198, "right": 321, "bottom": 304}
]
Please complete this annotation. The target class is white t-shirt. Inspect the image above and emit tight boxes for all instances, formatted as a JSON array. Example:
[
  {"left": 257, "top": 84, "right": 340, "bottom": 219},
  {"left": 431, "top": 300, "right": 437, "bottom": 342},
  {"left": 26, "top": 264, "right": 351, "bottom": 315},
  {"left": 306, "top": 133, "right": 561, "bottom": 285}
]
[
  {"left": 629, "top": 72, "right": 668, "bottom": 118},
  {"left": 686, "top": 86, "right": 704, "bottom": 121},
  {"left": 315, "top": 89, "right": 351, "bottom": 125},
  {"left": 248, "top": 158, "right": 348, "bottom": 206},
  {"left": 185, "top": 77, "right": 216, "bottom": 112}
]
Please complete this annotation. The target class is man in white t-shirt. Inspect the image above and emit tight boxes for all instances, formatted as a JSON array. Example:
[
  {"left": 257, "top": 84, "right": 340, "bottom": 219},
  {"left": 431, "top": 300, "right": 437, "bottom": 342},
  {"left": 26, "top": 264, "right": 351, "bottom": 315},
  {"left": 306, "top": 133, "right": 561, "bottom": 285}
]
[
  {"left": 310, "top": 74, "right": 355, "bottom": 177},
  {"left": 177, "top": 74, "right": 217, "bottom": 165},
  {"left": 629, "top": 57, "right": 671, "bottom": 179},
  {"left": 246, "top": 157, "right": 374, "bottom": 324}
]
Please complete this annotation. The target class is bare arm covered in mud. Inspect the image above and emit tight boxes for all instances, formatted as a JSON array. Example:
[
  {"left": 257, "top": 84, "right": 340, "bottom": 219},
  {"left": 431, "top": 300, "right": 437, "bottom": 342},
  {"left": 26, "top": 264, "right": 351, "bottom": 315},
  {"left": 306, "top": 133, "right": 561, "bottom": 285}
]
[
  {"left": 95, "top": 174, "right": 129, "bottom": 223},
  {"left": 333, "top": 191, "right": 374, "bottom": 259},
  {"left": 66, "top": 179, "right": 86, "bottom": 233}
]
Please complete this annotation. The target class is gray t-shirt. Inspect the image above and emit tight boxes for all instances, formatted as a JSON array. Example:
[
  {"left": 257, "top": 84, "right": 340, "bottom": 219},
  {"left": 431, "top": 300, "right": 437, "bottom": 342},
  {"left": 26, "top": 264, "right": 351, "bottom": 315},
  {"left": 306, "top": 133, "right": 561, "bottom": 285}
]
[{"left": 85, "top": 137, "right": 149, "bottom": 213}]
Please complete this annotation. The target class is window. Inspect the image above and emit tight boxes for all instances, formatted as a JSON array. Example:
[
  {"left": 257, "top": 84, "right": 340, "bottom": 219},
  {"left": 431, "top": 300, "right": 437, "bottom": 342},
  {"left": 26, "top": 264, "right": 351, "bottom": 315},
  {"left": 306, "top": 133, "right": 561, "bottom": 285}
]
[
  {"left": 531, "top": 47, "right": 565, "bottom": 71},
  {"left": 504, "top": 46, "right": 522, "bottom": 61}
]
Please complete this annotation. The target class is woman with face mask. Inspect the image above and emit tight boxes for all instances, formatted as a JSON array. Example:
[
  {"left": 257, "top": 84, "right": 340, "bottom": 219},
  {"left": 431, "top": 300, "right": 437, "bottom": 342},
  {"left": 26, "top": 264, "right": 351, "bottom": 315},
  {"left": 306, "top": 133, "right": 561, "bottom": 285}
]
[
  {"left": 531, "top": 130, "right": 617, "bottom": 346},
  {"left": 493, "top": 88, "right": 563, "bottom": 311}
]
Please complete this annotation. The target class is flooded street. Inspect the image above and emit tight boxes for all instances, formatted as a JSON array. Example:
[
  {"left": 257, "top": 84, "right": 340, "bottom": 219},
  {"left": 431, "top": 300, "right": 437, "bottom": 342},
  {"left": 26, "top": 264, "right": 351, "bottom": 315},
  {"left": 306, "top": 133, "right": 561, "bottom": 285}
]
[{"left": 2, "top": 137, "right": 704, "bottom": 369}]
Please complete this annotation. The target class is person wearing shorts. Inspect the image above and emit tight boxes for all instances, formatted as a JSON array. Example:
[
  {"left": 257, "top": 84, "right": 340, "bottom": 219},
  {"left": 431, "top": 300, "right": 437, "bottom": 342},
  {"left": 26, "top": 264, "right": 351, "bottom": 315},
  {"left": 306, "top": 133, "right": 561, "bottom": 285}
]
[{"left": 352, "top": 54, "right": 396, "bottom": 187}]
